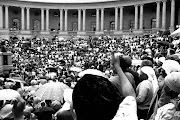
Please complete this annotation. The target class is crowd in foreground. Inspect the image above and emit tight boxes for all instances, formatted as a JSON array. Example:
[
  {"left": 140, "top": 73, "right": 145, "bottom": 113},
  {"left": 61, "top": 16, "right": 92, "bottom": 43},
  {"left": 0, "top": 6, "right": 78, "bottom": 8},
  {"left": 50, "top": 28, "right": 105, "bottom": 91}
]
[{"left": 0, "top": 34, "right": 180, "bottom": 120}]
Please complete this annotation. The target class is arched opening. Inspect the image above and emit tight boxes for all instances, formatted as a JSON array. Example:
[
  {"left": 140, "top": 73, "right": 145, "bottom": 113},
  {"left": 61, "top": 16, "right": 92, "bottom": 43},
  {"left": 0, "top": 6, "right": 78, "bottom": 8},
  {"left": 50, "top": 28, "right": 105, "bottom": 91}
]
[
  {"left": 151, "top": 18, "right": 156, "bottom": 28},
  {"left": 110, "top": 21, "right": 115, "bottom": 31},
  {"left": 33, "top": 20, "right": 40, "bottom": 31},
  {"left": 72, "top": 22, "right": 78, "bottom": 31},
  {"left": 12, "top": 19, "right": 20, "bottom": 30},
  {"left": 91, "top": 21, "right": 96, "bottom": 31}
]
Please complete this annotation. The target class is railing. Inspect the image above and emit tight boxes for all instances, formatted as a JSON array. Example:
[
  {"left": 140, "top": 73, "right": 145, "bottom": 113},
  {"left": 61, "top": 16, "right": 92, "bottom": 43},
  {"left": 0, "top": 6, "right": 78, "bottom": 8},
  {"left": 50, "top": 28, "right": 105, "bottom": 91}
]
[
  {"left": 9, "top": 29, "right": 20, "bottom": 35},
  {"left": 50, "top": 31, "right": 59, "bottom": 35},
  {"left": 143, "top": 29, "right": 152, "bottom": 33},
  {"left": 68, "top": 31, "right": 77, "bottom": 36},
  {"left": 31, "top": 30, "right": 40, "bottom": 35},
  {"left": 123, "top": 30, "right": 132, "bottom": 33},
  {"left": 86, "top": 31, "right": 95, "bottom": 36},
  {"left": 104, "top": 31, "right": 114, "bottom": 35},
  {"left": 0, "top": 29, "right": 158, "bottom": 37}
]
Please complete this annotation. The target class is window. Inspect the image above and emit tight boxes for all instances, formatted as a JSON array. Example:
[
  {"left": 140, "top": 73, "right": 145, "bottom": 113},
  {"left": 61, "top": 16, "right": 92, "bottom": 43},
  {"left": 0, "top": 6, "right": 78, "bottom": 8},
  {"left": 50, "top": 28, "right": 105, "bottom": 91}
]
[
  {"left": 130, "top": 20, "right": 134, "bottom": 29},
  {"left": 91, "top": 22, "right": 96, "bottom": 31},
  {"left": 12, "top": 19, "right": 20, "bottom": 30},
  {"left": 151, "top": 18, "right": 156, "bottom": 28},
  {"left": 72, "top": 22, "right": 78, "bottom": 31},
  {"left": 33, "top": 20, "right": 40, "bottom": 30},
  {"left": 110, "top": 21, "right": 115, "bottom": 31}
]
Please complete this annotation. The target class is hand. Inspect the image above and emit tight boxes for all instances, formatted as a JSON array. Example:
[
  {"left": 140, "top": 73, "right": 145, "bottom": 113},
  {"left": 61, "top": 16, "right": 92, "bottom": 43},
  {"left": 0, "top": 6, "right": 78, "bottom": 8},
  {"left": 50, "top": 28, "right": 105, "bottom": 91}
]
[{"left": 111, "top": 51, "right": 120, "bottom": 66}]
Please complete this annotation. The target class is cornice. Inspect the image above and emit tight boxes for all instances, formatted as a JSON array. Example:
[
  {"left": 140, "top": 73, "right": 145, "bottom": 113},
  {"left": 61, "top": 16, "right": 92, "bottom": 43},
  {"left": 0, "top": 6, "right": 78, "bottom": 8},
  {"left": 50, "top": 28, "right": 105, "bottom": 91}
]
[{"left": 0, "top": 0, "right": 163, "bottom": 10}]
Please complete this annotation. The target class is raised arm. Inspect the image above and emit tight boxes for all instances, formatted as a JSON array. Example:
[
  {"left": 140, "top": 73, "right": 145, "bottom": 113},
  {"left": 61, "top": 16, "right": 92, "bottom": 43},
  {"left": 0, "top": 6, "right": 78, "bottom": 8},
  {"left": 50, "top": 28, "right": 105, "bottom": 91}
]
[{"left": 111, "top": 52, "right": 136, "bottom": 97}]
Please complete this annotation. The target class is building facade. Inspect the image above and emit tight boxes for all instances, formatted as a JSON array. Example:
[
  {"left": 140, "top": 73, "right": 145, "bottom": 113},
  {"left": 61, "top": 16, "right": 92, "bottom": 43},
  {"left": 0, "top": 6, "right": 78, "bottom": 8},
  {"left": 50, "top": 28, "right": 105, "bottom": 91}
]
[{"left": 0, "top": 0, "right": 179, "bottom": 39}]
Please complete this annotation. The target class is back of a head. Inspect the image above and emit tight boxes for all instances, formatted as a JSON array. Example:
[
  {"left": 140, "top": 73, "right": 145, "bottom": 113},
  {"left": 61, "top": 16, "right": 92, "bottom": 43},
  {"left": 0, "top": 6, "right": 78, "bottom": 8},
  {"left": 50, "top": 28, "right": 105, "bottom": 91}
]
[
  {"left": 72, "top": 74, "right": 122, "bottom": 120},
  {"left": 119, "top": 55, "right": 132, "bottom": 71},
  {"left": 141, "top": 59, "right": 153, "bottom": 68}
]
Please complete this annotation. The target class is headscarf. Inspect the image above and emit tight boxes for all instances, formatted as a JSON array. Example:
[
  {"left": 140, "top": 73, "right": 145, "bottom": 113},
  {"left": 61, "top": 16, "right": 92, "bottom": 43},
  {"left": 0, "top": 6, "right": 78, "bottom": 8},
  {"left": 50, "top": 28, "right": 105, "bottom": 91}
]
[
  {"left": 164, "top": 72, "right": 180, "bottom": 94},
  {"left": 60, "top": 88, "right": 73, "bottom": 111},
  {"left": 78, "top": 69, "right": 108, "bottom": 79},
  {"left": 141, "top": 66, "right": 159, "bottom": 93},
  {"left": 162, "top": 60, "right": 180, "bottom": 75}
]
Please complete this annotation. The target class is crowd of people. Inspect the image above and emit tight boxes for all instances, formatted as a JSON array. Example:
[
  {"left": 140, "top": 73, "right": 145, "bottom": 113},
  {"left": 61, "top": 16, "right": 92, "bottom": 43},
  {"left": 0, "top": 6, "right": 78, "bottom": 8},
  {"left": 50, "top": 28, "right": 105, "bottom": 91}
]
[{"left": 0, "top": 32, "right": 180, "bottom": 120}]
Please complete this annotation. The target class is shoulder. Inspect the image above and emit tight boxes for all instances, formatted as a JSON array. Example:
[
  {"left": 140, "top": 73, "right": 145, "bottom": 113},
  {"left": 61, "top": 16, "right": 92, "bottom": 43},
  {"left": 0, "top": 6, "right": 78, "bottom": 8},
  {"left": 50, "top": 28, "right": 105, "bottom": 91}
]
[{"left": 113, "top": 96, "right": 138, "bottom": 120}]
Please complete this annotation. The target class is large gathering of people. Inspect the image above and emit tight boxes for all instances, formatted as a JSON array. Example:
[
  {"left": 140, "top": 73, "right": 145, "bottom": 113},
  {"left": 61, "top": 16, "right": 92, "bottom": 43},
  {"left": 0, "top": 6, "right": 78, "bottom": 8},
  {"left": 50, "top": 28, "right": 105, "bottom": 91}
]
[{"left": 0, "top": 32, "right": 180, "bottom": 120}]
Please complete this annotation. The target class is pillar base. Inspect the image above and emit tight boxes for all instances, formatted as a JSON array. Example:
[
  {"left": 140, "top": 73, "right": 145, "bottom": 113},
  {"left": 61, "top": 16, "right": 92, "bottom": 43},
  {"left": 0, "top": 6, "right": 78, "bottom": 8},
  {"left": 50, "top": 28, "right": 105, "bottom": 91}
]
[
  {"left": 95, "top": 31, "right": 104, "bottom": 35},
  {"left": 59, "top": 31, "right": 68, "bottom": 35},
  {"left": 0, "top": 29, "right": 9, "bottom": 39},
  {"left": 40, "top": 31, "right": 50, "bottom": 34},
  {"left": 77, "top": 31, "right": 86, "bottom": 35},
  {"left": 0, "top": 29, "right": 9, "bottom": 34},
  {"left": 20, "top": 30, "right": 31, "bottom": 34},
  {"left": 114, "top": 30, "right": 123, "bottom": 34}
]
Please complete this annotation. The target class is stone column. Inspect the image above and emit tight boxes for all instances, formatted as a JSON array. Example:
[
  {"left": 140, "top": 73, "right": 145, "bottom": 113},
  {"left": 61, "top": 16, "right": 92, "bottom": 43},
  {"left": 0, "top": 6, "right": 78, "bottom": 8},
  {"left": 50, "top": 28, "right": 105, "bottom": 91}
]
[
  {"left": 139, "top": 4, "right": 144, "bottom": 30},
  {"left": 134, "top": 5, "right": 138, "bottom": 30},
  {"left": 115, "top": 7, "right": 118, "bottom": 31},
  {"left": 0, "top": 5, "right": 3, "bottom": 29},
  {"left": 26, "top": 7, "right": 30, "bottom": 30},
  {"left": 119, "top": 7, "right": 123, "bottom": 30},
  {"left": 21, "top": 7, "right": 25, "bottom": 30},
  {"left": 82, "top": 9, "right": 86, "bottom": 31},
  {"left": 5, "top": 6, "right": 9, "bottom": 29},
  {"left": 41, "top": 8, "right": 44, "bottom": 31},
  {"left": 162, "top": 0, "right": 167, "bottom": 29},
  {"left": 170, "top": 0, "right": 175, "bottom": 28},
  {"left": 100, "top": 8, "right": 104, "bottom": 31},
  {"left": 46, "top": 9, "right": 49, "bottom": 31},
  {"left": 78, "top": 9, "right": 81, "bottom": 31},
  {"left": 96, "top": 8, "right": 100, "bottom": 31},
  {"left": 60, "top": 9, "right": 63, "bottom": 31},
  {"left": 64, "top": 9, "right": 68, "bottom": 31},
  {"left": 156, "top": 1, "right": 161, "bottom": 29}
]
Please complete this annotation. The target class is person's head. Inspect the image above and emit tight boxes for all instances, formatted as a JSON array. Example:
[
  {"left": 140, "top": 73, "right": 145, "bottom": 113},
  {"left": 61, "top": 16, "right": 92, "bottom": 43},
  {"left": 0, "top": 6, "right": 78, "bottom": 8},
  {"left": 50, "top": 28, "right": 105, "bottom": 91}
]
[
  {"left": 112, "top": 54, "right": 132, "bottom": 73},
  {"left": 139, "top": 66, "right": 159, "bottom": 92},
  {"left": 45, "top": 100, "right": 52, "bottom": 107},
  {"left": 166, "top": 54, "right": 180, "bottom": 64},
  {"left": 164, "top": 72, "right": 180, "bottom": 99},
  {"left": 162, "top": 60, "right": 180, "bottom": 75},
  {"left": 138, "top": 68, "right": 148, "bottom": 82},
  {"left": 141, "top": 59, "right": 153, "bottom": 68},
  {"left": 72, "top": 71, "right": 122, "bottom": 120},
  {"left": 119, "top": 55, "right": 132, "bottom": 71}
]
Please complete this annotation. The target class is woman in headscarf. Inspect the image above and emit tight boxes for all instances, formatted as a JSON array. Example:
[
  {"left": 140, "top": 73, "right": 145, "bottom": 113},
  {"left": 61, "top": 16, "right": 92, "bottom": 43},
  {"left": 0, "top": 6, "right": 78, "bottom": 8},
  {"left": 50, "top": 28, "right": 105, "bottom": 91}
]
[
  {"left": 136, "top": 66, "right": 159, "bottom": 120},
  {"left": 146, "top": 60, "right": 180, "bottom": 120},
  {"left": 153, "top": 72, "right": 180, "bottom": 120},
  {"left": 158, "top": 60, "right": 180, "bottom": 107}
]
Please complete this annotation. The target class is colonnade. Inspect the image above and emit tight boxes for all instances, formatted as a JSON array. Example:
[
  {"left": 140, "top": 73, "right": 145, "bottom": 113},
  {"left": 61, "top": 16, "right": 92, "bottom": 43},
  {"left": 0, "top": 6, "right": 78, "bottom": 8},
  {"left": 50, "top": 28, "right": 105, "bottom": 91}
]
[{"left": 0, "top": 0, "right": 176, "bottom": 32}]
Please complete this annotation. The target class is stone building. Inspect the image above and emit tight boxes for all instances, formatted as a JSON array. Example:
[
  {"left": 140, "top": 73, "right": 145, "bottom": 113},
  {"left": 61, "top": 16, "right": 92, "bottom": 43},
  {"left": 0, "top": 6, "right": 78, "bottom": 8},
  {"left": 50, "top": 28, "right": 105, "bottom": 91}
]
[{"left": 0, "top": 0, "right": 179, "bottom": 39}]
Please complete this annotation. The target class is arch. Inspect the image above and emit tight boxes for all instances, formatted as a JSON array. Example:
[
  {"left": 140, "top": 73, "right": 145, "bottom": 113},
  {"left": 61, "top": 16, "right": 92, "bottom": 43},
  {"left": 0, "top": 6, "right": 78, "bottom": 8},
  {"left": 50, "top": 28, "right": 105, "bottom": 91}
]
[
  {"left": 12, "top": 18, "right": 20, "bottom": 30},
  {"left": 72, "top": 22, "right": 78, "bottom": 31},
  {"left": 110, "top": 21, "right": 115, "bottom": 31},
  {"left": 91, "top": 21, "right": 96, "bottom": 31},
  {"left": 130, "top": 20, "right": 134, "bottom": 29},
  {"left": 151, "top": 18, "right": 156, "bottom": 28},
  {"left": 33, "top": 20, "right": 40, "bottom": 30}
]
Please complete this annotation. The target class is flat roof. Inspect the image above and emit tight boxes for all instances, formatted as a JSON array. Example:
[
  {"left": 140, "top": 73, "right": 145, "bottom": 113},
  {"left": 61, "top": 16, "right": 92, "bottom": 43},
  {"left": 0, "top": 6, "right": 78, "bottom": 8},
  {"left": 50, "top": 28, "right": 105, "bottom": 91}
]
[{"left": 18, "top": 0, "right": 118, "bottom": 3}]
